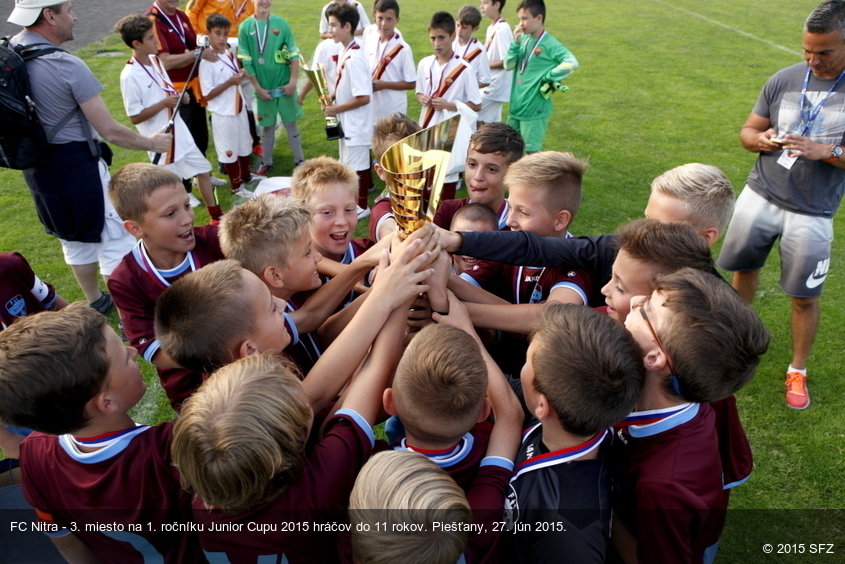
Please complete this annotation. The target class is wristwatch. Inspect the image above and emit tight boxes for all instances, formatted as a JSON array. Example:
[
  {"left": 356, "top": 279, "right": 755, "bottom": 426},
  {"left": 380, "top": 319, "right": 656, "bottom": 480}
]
[{"left": 826, "top": 144, "right": 843, "bottom": 163}]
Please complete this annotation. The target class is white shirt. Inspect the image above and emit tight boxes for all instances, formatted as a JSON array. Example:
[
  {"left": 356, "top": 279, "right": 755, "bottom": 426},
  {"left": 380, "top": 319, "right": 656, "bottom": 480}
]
[
  {"left": 119, "top": 57, "right": 195, "bottom": 162},
  {"left": 365, "top": 31, "right": 415, "bottom": 119},
  {"left": 453, "top": 37, "right": 492, "bottom": 88},
  {"left": 334, "top": 41, "right": 373, "bottom": 146},
  {"left": 416, "top": 54, "right": 481, "bottom": 128},
  {"left": 483, "top": 18, "right": 514, "bottom": 102},
  {"left": 199, "top": 50, "right": 246, "bottom": 116}
]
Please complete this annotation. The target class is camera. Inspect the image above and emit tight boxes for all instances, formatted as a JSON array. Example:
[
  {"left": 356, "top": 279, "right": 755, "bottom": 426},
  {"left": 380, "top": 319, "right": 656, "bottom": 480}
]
[{"left": 196, "top": 34, "right": 210, "bottom": 48}]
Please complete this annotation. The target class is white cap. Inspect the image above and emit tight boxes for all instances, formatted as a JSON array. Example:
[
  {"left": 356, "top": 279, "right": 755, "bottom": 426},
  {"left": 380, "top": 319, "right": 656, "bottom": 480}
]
[
  {"left": 254, "top": 177, "right": 292, "bottom": 198},
  {"left": 7, "top": 0, "right": 64, "bottom": 27}
]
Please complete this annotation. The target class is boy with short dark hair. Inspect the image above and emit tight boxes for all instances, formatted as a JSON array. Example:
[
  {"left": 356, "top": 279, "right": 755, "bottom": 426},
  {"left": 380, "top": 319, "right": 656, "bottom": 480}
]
[
  {"left": 0, "top": 303, "right": 203, "bottom": 562},
  {"left": 450, "top": 203, "right": 498, "bottom": 276},
  {"left": 613, "top": 268, "right": 770, "bottom": 563},
  {"left": 506, "top": 0, "right": 578, "bottom": 153},
  {"left": 364, "top": 0, "right": 416, "bottom": 122},
  {"left": 199, "top": 13, "right": 255, "bottom": 199},
  {"left": 107, "top": 162, "right": 224, "bottom": 409},
  {"left": 416, "top": 11, "right": 482, "bottom": 131},
  {"left": 324, "top": 1, "right": 375, "bottom": 218},
  {"left": 455, "top": 5, "right": 492, "bottom": 89},
  {"left": 503, "top": 303, "right": 644, "bottom": 562},
  {"left": 433, "top": 122, "right": 524, "bottom": 230},
  {"left": 385, "top": 295, "right": 523, "bottom": 492},
  {"left": 115, "top": 14, "right": 221, "bottom": 221},
  {"left": 479, "top": 0, "right": 514, "bottom": 123}
]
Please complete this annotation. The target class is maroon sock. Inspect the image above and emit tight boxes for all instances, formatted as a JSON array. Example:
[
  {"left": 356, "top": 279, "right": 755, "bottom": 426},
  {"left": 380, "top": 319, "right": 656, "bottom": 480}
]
[
  {"left": 224, "top": 162, "right": 242, "bottom": 190},
  {"left": 207, "top": 205, "right": 223, "bottom": 220},
  {"left": 238, "top": 155, "right": 253, "bottom": 183},
  {"left": 356, "top": 168, "right": 373, "bottom": 209}
]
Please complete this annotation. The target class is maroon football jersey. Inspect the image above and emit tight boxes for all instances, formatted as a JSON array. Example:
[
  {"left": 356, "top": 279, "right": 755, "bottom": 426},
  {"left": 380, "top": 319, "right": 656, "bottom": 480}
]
[
  {"left": 195, "top": 410, "right": 374, "bottom": 564},
  {"left": 0, "top": 252, "right": 57, "bottom": 330},
  {"left": 20, "top": 423, "right": 203, "bottom": 562},
  {"left": 107, "top": 225, "right": 223, "bottom": 407},
  {"left": 613, "top": 402, "right": 729, "bottom": 563}
]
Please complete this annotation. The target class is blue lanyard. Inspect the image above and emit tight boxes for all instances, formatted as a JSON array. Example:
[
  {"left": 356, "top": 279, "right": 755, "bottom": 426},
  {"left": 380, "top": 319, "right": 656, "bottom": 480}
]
[{"left": 800, "top": 66, "right": 845, "bottom": 136}]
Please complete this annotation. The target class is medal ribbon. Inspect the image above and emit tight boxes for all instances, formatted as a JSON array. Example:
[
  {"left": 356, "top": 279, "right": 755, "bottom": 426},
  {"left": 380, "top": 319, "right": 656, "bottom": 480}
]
[
  {"left": 518, "top": 31, "right": 546, "bottom": 75},
  {"left": 799, "top": 66, "right": 845, "bottom": 136}
]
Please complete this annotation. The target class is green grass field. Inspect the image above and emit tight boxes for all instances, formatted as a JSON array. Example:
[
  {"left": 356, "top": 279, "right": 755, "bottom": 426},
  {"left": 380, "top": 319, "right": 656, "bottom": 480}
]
[{"left": 1, "top": 0, "right": 844, "bottom": 559}]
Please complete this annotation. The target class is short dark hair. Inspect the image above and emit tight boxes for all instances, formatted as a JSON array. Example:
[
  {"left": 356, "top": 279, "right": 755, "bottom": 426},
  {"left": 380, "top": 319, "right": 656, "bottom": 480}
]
[
  {"left": 206, "top": 13, "right": 232, "bottom": 32},
  {"left": 532, "top": 304, "right": 644, "bottom": 436},
  {"left": 451, "top": 202, "right": 498, "bottom": 231},
  {"left": 374, "top": 0, "right": 400, "bottom": 17},
  {"left": 458, "top": 5, "right": 482, "bottom": 28},
  {"left": 805, "top": 0, "right": 845, "bottom": 37},
  {"left": 115, "top": 14, "right": 153, "bottom": 48},
  {"left": 616, "top": 218, "right": 714, "bottom": 277},
  {"left": 517, "top": 0, "right": 546, "bottom": 21},
  {"left": 469, "top": 122, "right": 524, "bottom": 164},
  {"left": 0, "top": 303, "right": 109, "bottom": 434},
  {"left": 654, "top": 268, "right": 770, "bottom": 402},
  {"left": 429, "top": 11, "right": 456, "bottom": 35},
  {"left": 327, "top": 1, "right": 360, "bottom": 32}
]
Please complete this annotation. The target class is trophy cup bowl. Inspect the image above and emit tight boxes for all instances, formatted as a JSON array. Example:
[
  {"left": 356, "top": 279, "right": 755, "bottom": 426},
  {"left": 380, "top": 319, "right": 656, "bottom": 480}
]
[
  {"left": 380, "top": 115, "right": 460, "bottom": 239},
  {"left": 301, "top": 62, "right": 344, "bottom": 141}
]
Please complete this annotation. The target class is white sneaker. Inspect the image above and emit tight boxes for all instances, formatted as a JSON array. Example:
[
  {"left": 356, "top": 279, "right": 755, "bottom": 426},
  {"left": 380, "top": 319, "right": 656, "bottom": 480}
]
[
  {"left": 232, "top": 186, "right": 255, "bottom": 200},
  {"left": 187, "top": 193, "right": 202, "bottom": 208},
  {"left": 356, "top": 205, "right": 370, "bottom": 220},
  {"left": 210, "top": 176, "right": 227, "bottom": 186}
]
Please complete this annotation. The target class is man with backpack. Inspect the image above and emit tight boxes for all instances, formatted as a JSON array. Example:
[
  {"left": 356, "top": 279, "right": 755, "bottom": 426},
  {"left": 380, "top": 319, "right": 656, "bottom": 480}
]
[{"left": 5, "top": 0, "right": 170, "bottom": 311}]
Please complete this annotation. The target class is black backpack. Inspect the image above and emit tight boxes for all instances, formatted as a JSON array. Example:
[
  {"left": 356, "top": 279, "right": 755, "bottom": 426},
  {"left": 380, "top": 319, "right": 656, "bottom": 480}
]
[{"left": 0, "top": 37, "right": 69, "bottom": 170}]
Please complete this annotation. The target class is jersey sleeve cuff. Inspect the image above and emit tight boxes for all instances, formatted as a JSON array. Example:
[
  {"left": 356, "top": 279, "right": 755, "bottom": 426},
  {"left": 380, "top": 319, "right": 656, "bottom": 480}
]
[
  {"left": 142, "top": 339, "right": 161, "bottom": 364},
  {"left": 481, "top": 456, "right": 514, "bottom": 471},
  {"left": 335, "top": 408, "right": 375, "bottom": 447}
]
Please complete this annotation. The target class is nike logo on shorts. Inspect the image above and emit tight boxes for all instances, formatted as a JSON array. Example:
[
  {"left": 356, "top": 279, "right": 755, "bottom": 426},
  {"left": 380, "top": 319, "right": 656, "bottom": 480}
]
[{"left": 806, "top": 259, "right": 830, "bottom": 289}]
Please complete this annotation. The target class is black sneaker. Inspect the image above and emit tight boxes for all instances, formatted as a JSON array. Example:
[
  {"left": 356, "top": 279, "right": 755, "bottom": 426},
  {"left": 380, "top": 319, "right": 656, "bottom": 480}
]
[{"left": 90, "top": 292, "right": 114, "bottom": 314}]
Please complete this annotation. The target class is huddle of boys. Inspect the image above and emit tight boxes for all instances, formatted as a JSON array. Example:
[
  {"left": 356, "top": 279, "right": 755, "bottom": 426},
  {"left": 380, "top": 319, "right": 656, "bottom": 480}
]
[
  {"left": 0, "top": 5, "right": 771, "bottom": 564},
  {"left": 0, "top": 114, "right": 769, "bottom": 564}
]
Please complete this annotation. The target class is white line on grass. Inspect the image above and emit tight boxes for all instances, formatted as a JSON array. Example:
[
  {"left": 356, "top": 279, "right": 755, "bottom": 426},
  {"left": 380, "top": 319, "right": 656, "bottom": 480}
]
[{"left": 649, "top": 0, "right": 801, "bottom": 57}]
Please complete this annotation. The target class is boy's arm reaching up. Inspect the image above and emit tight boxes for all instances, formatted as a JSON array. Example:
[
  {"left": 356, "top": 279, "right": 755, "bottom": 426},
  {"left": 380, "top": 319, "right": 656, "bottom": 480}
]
[
  {"left": 434, "top": 292, "right": 522, "bottom": 462},
  {"left": 302, "top": 239, "right": 434, "bottom": 412}
]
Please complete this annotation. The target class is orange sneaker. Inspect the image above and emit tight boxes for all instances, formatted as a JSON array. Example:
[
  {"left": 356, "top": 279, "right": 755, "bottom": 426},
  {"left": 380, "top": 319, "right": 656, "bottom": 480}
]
[{"left": 785, "top": 371, "right": 810, "bottom": 410}]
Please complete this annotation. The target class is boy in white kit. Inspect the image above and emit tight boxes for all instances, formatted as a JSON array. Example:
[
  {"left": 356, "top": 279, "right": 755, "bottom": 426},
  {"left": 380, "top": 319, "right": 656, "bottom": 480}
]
[
  {"left": 454, "top": 5, "right": 491, "bottom": 90},
  {"left": 323, "top": 2, "right": 374, "bottom": 219},
  {"left": 416, "top": 11, "right": 481, "bottom": 200},
  {"left": 115, "top": 14, "right": 222, "bottom": 222},
  {"left": 364, "top": 0, "right": 415, "bottom": 122},
  {"left": 479, "top": 0, "right": 514, "bottom": 123},
  {"left": 199, "top": 14, "right": 255, "bottom": 199}
]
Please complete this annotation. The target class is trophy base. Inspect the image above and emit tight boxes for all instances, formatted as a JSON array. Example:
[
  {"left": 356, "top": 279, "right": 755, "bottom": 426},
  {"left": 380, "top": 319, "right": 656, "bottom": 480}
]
[{"left": 325, "top": 123, "right": 344, "bottom": 141}]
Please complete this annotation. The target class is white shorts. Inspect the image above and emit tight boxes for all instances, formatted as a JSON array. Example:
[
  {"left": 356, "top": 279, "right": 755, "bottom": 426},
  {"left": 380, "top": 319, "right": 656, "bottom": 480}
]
[
  {"left": 339, "top": 141, "right": 371, "bottom": 172},
  {"left": 59, "top": 159, "right": 135, "bottom": 275},
  {"left": 163, "top": 145, "right": 212, "bottom": 180},
  {"left": 717, "top": 186, "right": 833, "bottom": 297},
  {"left": 210, "top": 111, "right": 252, "bottom": 163},
  {"left": 477, "top": 99, "right": 503, "bottom": 123}
]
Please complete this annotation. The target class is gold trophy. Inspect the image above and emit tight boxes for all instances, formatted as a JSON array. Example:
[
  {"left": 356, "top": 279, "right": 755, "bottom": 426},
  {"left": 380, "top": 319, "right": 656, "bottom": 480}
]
[
  {"left": 301, "top": 62, "right": 344, "bottom": 140},
  {"left": 381, "top": 115, "right": 460, "bottom": 239}
]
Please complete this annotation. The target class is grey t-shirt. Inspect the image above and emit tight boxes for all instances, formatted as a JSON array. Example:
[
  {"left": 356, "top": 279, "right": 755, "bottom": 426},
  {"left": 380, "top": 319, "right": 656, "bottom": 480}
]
[
  {"left": 748, "top": 61, "right": 845, "bottom": 217},
  {"left": 11, "top": 29, "right": 103, "bottom": 144}
]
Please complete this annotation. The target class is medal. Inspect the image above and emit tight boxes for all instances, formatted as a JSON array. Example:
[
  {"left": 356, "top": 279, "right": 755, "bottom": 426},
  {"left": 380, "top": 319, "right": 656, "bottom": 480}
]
[
  {"left": 258, "top": 57, "right": 264, "bottom": 64},
  {"left": 517, "top": 77, "right": 523, "bottom": 85}
]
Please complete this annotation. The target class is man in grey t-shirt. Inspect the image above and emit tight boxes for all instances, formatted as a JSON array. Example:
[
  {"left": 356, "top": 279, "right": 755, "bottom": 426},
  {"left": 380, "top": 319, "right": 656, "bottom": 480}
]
[
  {"left": 718, "top": 0, "right": 845, "bottom": 410},
  {"left": 7, "top": 0, "right": 170, "bottom": 312}
]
